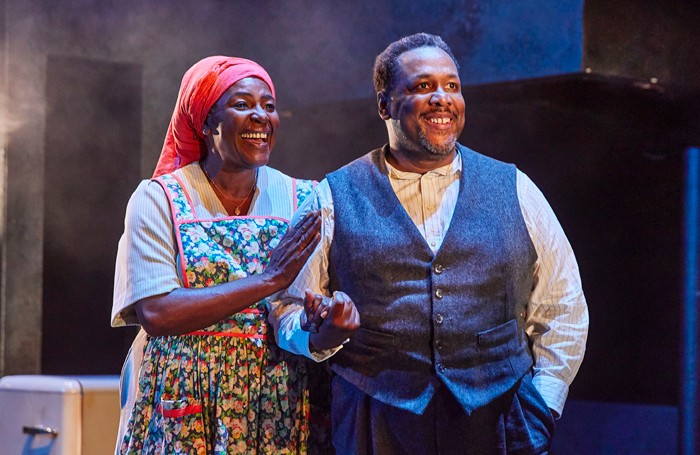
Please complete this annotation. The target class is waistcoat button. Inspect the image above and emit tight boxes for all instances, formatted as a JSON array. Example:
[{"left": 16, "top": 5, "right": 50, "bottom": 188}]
[
  {"left": 437, "top": 364, "right": 446, "bottom": 374},
  {"left": 435, "top": 288, "right": 444, "bottom": 299},
  {"left": 436, "top": 340, "right": 445, "bottom": 350},
  {"left": 433, "top": 264, "right": 443, "bottom": 274},
  {"left": 435, "top": 314, "right": 444, "bottom": 324}
]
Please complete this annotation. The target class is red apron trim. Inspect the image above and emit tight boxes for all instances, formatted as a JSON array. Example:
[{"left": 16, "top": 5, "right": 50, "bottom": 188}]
[
  {"left": 156, "top": 403, "right": 203, "bottom": 418},
  {"left": 239, "top": 308, "right": 263, "bottom": 314},
  {"left": 183, "top": 215, "right": 291, "bottom": 224},
  {"left": 171, "top": 174, "right": 198, "bottom": 221},
  {"left": 184, "top": 331, "right": 267, "bottom": 339},
  {"left": 292, "top": 178, "right": 298, "bottom": 211},
  {"left": 153, "top": 177, "right": 190, "bottom": 286}
]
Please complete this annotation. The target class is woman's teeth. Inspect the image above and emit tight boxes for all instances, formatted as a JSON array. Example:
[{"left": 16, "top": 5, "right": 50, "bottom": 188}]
[{"left": 241, "top": 132, "right": 268, "bottom": 139}]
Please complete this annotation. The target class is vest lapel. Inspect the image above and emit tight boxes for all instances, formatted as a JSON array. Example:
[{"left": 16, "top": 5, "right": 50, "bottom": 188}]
[
  {"left": 368, "top": 146, "right": 434, "bottom": 257},
  {"left": 435, "top": 144, "right": 478, "bottom": 258}
]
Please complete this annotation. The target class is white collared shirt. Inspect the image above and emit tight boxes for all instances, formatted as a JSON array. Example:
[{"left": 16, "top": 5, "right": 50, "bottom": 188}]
[
  {"left": 269, "top": 149, "right": 589, "bottom": 418},
  {"left": 387, "top": 151, "right": 462, "bottom": 254}
]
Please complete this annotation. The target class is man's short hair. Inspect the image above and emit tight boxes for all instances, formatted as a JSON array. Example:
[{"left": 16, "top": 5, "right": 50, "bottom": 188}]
[{"left": 373, "top": 33, "right": 459, "bottom": 94}]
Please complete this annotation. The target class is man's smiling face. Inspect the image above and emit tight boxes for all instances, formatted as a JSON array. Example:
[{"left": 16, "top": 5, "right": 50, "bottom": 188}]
[{"left": 384, "top": 46, "right": 465, "bottom": 158}]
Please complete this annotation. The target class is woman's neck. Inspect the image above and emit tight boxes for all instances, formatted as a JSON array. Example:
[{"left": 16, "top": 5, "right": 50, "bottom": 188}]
[{"left": 199, "top": 157, "right": 258, "bottom": 199}]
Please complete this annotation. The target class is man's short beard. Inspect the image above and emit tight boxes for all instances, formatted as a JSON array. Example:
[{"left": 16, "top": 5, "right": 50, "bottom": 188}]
[
  {"left": 417, "top": 130, "right": 456, "bottom": 156},
  {"left": 390, "top": 119, "right": 457, "bottom": 158}
]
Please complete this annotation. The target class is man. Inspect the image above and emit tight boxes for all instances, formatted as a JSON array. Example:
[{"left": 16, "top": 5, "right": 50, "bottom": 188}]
[{"left": 271, "top": 33, "right": 588, "bottom": 455}]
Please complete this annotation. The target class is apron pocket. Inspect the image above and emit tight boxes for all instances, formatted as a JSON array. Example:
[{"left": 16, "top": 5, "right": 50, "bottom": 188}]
[{"left": 158, "top": 397, "right": 206, "bottom": 453}]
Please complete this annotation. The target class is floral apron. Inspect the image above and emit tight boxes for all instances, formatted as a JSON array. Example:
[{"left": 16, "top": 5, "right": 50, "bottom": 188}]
[{"left": 118, "top": 173, "right": 332, "bottom": 455}]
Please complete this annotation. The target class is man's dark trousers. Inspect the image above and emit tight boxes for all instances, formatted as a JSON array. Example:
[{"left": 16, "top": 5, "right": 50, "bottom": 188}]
[{"left": 331, "top": 370, "right": 555, "bottom": 455}]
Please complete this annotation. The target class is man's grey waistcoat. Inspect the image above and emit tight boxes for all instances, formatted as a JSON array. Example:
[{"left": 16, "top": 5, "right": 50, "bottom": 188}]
[{"left": 326, "top": 144, "right": 537, "bottom": 415}]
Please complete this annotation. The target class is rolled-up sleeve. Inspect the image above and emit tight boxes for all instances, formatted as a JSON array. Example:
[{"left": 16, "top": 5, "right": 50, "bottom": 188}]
[
  {"left": 267, "top": 179, "right": 342, "bottom": 361},
  {"left": 518, "top": 170, "right": 589, "bottom": 418}
]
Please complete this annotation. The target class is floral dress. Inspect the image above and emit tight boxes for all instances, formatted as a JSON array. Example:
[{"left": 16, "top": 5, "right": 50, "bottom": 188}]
[{"left": 118, "top": 172, "right": 332, "bottom": 455}]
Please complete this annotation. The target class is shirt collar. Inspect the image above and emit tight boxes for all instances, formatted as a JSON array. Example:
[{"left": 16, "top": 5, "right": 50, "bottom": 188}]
[{"left": 385, "top": 148, "right": 463, "bottom": 180}]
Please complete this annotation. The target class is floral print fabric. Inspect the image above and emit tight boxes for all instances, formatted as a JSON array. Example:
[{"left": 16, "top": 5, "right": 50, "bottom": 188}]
[{"left": 118, "top": 174, "right": 331, "bottom": 454}]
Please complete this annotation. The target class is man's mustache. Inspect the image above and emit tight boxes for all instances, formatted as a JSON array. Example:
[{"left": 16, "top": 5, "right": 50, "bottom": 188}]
[{"left": 421, "top": 107, "right": 458, "bottom": 118}]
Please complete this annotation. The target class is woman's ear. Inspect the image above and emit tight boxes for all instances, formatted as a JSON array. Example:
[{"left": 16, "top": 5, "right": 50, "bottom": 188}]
[
  {"left": 202, "top": 115, "right": 213, "bottom": 135},
  {"left": 203, "top": 106, "right": 218, "bottom": 136},
  {"left": 378, "top": 92, "right": 391, "bottom": 120}
]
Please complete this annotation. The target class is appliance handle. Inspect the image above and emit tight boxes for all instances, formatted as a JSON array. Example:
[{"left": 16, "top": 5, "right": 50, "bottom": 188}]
[{"left": 22, "top": 426, "right": 59, "bottom": 437}]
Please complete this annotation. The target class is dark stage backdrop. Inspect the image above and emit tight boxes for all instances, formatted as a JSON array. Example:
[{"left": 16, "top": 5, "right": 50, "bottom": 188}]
[{"left": 42, "top": 56, "right": 141, "bottom": 374}]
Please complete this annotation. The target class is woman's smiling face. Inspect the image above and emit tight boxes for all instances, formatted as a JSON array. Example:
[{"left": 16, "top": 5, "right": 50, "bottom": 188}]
[{"left": 205, "top": 77, "right": 279, "bottom": 170}]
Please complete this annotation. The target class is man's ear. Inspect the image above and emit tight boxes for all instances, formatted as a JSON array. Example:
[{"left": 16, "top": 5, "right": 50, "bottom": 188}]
[{"left": 378, "top": 92, "right": 391, "bottom": 120}]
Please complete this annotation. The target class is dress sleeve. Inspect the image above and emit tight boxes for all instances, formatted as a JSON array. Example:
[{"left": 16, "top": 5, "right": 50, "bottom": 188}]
[
  {"left": 267, "top": 178, "right": 342, "bottom": 361},
  {"left": 111, "top": 180, "right": 182, "bottom": 327},
  {"left": 517, "top": 170, "right": 589, "bottom": 418}
]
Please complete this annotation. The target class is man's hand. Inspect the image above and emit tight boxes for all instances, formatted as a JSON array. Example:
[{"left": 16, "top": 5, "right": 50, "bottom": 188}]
[
  {"left": 301, "top": 290, "right": 330, "bottom": 333},
  {"left": 303, "top": 289, "right": 360, "bottom": 351}
]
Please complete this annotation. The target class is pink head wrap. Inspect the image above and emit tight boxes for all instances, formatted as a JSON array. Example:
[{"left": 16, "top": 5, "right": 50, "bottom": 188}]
[{"left": 152, "top": 56, "right": 275, "bottom": 177}]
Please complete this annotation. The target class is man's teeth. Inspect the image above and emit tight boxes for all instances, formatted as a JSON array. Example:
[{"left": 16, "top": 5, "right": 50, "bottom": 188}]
[
  {"left": 241, "top": 132, "right": 268, "bottom": 139},
  {"left": 428, "top": 118, "right": 451, "bottom": 124}
]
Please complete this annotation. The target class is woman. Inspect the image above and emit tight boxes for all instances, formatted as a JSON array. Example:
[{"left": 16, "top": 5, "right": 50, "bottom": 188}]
[{"left": 111, "top": 56, "right": 330, "bottom": 454}]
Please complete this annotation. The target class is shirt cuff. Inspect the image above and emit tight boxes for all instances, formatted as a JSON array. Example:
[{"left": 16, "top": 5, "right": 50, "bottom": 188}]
[
  {"left": 273, "top": 302, "right": 342, "bottom": 362},
  {"left": 531, "top": 371, "right": 569, "bottom": 418},
  {"left": 301, "top": 330, "right": 343, "bottom": 362}
]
